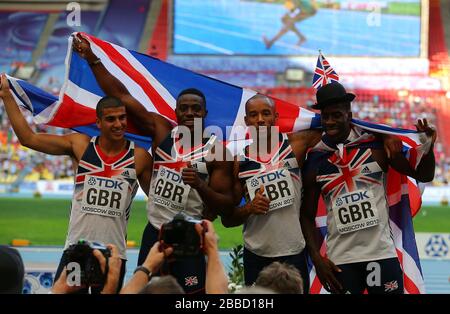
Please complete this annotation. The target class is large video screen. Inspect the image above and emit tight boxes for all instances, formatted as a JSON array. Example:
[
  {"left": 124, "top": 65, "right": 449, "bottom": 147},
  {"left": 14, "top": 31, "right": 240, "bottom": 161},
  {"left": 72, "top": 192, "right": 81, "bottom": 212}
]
[{"left": 172, "top": 0, "right": 423, "bottom": 57}]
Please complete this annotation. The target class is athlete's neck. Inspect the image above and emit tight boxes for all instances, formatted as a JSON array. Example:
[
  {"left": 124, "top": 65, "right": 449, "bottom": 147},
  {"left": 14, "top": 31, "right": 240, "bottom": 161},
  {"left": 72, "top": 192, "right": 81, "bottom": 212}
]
[
  {"left": 97, "top": 137, "right": 127, "bottom": 156},
  {"left": 248, "top": 133, "right": 278, "bottom": 162}
]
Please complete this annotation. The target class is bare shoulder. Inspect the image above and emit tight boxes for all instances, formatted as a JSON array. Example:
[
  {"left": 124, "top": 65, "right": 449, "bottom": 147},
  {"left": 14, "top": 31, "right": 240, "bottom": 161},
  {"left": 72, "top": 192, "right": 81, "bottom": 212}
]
[
  {"left": 134, "top": 145, "right": 152, "bottom": 161},
  {"left": 288, "top": 129, "right": 322, "bottom": 147},
  {"left": 67, "top": 133, "right": 91, "bottom": 149}
]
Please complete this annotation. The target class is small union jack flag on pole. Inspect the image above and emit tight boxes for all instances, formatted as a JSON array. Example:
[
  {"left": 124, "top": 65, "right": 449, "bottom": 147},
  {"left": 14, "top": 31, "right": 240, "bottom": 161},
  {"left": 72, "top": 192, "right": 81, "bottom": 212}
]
[{"left": 312, "top": 50, "right": 340, "bottom": 89}]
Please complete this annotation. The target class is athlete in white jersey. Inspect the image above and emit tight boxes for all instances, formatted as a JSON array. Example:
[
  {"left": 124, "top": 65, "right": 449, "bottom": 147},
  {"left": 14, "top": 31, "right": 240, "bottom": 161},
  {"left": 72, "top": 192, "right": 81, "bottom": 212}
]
[
  {"left": 0, "top": 75, "right": 153, "bottom": 293},
  {"left": 73, "top": 36, "right": 235, "bottom": 293},
  {"left": 301, "top": 82, "right": 436, "bottom": 294},
  {"left": 221, "top": 94, "right": 322, "bottom": 293}
]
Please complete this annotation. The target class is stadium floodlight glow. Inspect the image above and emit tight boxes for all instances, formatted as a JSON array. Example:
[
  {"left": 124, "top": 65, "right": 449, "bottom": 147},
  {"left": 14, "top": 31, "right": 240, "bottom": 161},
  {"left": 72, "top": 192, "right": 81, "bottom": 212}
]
[
  {"left": 13, "top": 65, "right": 36, "bottom": 80},
  {"left": 285, "top": 68, "right": 304, "bottom": 82},
  {"left": 397, "top": 90, "right": 409, "bottom": 98}
]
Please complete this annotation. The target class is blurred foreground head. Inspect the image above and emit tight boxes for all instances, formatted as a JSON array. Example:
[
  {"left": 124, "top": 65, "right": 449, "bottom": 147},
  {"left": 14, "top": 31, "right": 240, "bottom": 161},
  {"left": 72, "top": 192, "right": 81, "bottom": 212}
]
[{"left": 0, "top": 245, "right": 25, "bottom": 294}]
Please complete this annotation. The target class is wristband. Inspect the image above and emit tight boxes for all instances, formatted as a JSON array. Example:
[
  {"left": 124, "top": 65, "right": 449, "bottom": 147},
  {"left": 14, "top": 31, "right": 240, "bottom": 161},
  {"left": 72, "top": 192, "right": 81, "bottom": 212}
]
[{"left": 134, "top": 265, "right": 152, "bottom": 280}]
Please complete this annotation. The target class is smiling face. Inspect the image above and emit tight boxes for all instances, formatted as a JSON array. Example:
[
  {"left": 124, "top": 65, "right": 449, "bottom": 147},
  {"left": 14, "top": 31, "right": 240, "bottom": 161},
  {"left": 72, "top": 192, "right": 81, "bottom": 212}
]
[
  {"left": 244, "top": 96, "right": 278, "bottom": 133},
  {"left": 175, "top": 93, "right": 207, "bottom": 132},
  {"left": 320, "top": 102, "right": 352, "bottom": 143},
  {"left": 96, "top": 106, "right": 127, "bottom": 141}
]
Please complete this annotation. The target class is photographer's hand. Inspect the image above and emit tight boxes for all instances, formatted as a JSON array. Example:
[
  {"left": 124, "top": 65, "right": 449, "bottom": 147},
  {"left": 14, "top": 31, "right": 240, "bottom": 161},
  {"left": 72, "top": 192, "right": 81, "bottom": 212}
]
[
  {"left": 50, "top": 267, "right": 86, "bottom": 294},
  {"left": 195, "top": 220, "right": 228, "bottom": 294},
  {"left": 120, "top": 242, "right": 173, "bottom": 294},
  {"left": 93, "top": 244, "right": 122, "bottom": 294},
  {"left": 143, "top": 241, "right": 173, "bottom": 273}
]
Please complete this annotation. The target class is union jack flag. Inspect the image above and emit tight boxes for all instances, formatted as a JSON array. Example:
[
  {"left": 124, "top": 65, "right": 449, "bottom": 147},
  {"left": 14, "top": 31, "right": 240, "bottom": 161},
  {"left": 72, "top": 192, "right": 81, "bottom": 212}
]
[
  {"left": 317, "top": 148, "right": 381, "bottom": 198},
  {"left": 312, "top": 51, "right": 340, "bottom": 89},
  {"left": 184, "top": 276, "right": 198, "bottom": 287},
  {"left": 308, "top": 126, "right": 429, "bottom": 294},
  {"left": 384, "top": 280, "right": 399, "bottom": 292},
  {"left": 4, "top": 34, "right": 429, "bottom": 294}
]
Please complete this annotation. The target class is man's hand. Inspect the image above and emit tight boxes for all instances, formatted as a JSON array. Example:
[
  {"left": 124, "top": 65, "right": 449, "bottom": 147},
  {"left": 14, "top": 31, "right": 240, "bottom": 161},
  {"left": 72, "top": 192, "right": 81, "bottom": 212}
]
[
  {"left": 93, "top": 244, "right": 122, "bottom": 294},
  {"left": 182, "top": 162, "right": 205, "bottom": 190},
  {"left": 313, "top": 257, "right": 344, "bottom": 294},
  {"left": 72, "top": 33, "right": 97, "bottom": 63},
  {"left": 249, "top": 185, "right": 270, "bottom": 215},
  {"left": 416, "top": 118, "right": 437, "bottom": 144},
  {"left": 143, "top": 241, "right": 173, "bottom": 273},
  {"left": 195, "top": 220, "right": 219, "bottom": 257},
  {"left": 51, "top": 267, "right": 86, "bottom": 294},
  {"left": 0, "top": 73, "right": 12, "bottom": 100},
  {"left": 382, "top": 134, "right": 403, "bottom": 159}
]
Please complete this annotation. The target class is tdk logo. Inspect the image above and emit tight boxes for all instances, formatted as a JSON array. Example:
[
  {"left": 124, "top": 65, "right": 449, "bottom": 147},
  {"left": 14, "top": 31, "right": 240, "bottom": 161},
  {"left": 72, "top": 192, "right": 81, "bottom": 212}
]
[
  {"left": 258, "top": 170, "right": 286, "bottom": 184},
  {"left": 337, "top": 191, "right": 370, "bottom": 206},
  {"left": 90, "top": 177, "right": 124, "bottom": 190},
  {"left": 160, "top": 168, "right": 182, "bottom": 183}
]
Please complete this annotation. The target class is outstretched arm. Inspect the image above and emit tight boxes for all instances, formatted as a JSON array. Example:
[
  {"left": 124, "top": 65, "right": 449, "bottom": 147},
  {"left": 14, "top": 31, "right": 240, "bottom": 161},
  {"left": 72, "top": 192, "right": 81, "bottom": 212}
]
[
  {"left": 72, "top": 34, "right": 172, "bottom": 146},
  {"left": 0, "top": 74, "right": 87, "bottom": 157}
]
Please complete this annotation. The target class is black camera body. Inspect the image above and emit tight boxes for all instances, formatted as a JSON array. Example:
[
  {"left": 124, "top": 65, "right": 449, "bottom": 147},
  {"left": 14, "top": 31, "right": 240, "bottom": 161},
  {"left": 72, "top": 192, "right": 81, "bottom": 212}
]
[
  {"left": 65, "top": 239, "right": 111, "bottom": 286},
  {"left": 159, "top": 213, "right": 202, "bottom": 258}
]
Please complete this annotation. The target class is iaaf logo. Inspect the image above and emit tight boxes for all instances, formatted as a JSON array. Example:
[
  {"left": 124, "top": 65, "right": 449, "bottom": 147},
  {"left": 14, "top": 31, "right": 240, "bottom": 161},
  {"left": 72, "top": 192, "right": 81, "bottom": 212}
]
[{"left": 335, "top": 190, "right": 370, "bottom": 206}]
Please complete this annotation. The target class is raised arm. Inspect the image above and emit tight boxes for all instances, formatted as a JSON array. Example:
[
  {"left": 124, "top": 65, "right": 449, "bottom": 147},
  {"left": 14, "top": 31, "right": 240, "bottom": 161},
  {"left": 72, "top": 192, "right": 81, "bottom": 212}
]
[
  {"left": 73, "top": 34, "right": 172, "bottom": 146},
  {"left": 0, "top": 74, "right": 87, "bottom": 158},
  {"left": 383, "top": 119, "right": 436, "bottom": 182},
  {"left": 300, "top": 161, "right": 343, "bottom": 293}
]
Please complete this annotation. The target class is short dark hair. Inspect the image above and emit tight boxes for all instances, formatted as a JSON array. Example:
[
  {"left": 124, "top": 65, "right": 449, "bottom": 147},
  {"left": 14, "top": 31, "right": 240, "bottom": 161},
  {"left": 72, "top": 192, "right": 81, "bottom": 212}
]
[
  {"left": 255, "top": 262, "right": 303, "bottom": 294},
  {"left": 245, "top": 94, "right": 275, "bottom": 114},
  {"left": 177, "top": 88, "right": 206, "bottom": 108},
  {"left": 0, "top": 245, "right": 25, "bottom": 293},
  {"left": 96, "top": 96, "right": 124, "bottom": 118}
]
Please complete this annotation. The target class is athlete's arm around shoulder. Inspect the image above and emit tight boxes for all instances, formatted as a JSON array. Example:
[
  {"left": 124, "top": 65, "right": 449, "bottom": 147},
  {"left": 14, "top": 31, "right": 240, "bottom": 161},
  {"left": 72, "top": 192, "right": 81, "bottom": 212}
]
[
  {"left": 287, "top": 129, "right": 322, "bottom": 166},
  {"left": 134, "top": 146, "right": 153, "bottom": 197},
  {"left": 0, "top": 74, "right": 89, "bottom": 158}
]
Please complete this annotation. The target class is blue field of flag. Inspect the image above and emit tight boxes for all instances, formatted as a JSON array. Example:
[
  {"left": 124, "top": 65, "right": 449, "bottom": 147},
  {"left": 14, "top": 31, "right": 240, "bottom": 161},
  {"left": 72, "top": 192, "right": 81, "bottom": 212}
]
[{"left": 173, "top": 0, "right": 421, "bottom": 57}]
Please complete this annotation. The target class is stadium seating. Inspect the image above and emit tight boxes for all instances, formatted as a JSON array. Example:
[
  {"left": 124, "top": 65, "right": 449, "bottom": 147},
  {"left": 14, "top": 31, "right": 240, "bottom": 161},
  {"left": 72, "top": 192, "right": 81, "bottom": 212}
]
[{"left": 1, "top": 0, "right": 449, "bottom": 189}]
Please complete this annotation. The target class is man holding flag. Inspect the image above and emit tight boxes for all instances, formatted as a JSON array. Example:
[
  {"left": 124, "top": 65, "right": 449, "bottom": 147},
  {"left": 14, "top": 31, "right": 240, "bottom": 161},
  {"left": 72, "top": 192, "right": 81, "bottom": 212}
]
[
  {"left": 0, "top": 74, "right": 153, "bottom": 293},
  {"left": 73, "top": 34, "right": 235, "bottom": 294},
  {"left": 300, "top": 81, "right": 437, "bottom": 294},
  {"left": 221, "top": 94, "right": 322, "bottom": 292}
]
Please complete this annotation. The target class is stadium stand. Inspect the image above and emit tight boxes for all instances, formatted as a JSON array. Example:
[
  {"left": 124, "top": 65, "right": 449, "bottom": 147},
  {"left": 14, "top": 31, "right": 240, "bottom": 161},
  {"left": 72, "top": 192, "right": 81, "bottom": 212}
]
[{"left": 1, "top": 0, "right": 449, "bottom": 190}]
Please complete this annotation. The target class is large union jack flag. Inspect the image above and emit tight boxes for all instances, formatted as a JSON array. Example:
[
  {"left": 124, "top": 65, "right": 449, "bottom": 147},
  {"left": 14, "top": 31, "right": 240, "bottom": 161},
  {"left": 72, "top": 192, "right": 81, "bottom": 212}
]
[
  {"left": 3, "top": 34, "right": 430, "bottom": 294},
  {"left": 312, "top": 51, "right": 340, "bottom": 90}
]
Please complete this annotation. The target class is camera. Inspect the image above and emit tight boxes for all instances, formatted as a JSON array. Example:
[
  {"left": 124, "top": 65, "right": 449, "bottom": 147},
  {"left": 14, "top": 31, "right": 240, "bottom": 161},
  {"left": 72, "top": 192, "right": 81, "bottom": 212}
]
[
  {"left": 159, "top": 213, "right": 203, "bottom": 258},
  {"left": 65, "top": 239, "right": 111, "bottom": 286}
]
